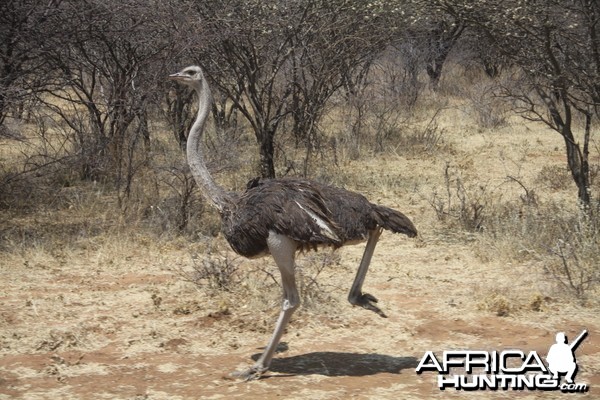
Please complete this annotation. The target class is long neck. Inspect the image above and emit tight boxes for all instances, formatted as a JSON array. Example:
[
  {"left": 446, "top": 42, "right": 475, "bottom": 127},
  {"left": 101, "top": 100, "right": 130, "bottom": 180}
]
[{"left": 187, "top": 79, "right": 229, "bottom": 213}]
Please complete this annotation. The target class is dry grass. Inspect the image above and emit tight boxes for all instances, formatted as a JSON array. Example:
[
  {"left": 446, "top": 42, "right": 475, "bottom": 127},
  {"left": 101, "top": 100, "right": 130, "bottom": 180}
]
[
  {"left": 1, "top": 63, "right": 597, "bottom": 308},
  {"left": 1, "top": 63, "right": 599, "bottom": 398}
]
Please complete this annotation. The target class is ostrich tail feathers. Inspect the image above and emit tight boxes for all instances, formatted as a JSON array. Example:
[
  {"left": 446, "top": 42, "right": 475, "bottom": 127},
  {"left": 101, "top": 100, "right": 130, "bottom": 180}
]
[{"left": 371, "top": 205, "right": 417, "bottom": 238}]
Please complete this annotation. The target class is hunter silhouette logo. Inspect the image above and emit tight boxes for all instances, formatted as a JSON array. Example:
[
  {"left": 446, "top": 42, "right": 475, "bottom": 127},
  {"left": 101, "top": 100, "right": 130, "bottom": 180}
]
[
  {"left": 416, "top": 329, "right": 589, "bottom": 392},
  {"left": 547, "top": 330, "right": 587, "bottom": 384}
]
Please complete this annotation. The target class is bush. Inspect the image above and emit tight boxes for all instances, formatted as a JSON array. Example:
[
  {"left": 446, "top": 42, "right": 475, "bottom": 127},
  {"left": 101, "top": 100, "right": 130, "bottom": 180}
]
[{"left": 483, "top": 202, "right": 600, "bottom": 302}]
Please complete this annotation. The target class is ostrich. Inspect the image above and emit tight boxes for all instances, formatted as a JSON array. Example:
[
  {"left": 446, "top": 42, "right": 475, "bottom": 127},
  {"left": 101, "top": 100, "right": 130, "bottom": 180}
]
[{"left": 168, "top": 65, "right": 417, "bottom": 380}]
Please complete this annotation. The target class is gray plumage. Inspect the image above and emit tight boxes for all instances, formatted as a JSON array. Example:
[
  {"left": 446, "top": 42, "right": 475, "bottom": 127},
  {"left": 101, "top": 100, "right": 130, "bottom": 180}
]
[{"left": 222, "top": 177, "right": 416, "bottom": 258}]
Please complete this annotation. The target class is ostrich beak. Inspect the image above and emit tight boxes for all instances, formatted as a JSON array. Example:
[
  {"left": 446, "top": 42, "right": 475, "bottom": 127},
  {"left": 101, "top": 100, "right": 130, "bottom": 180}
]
[{"left": 168, "top": 72, "right": 186, "bottom": 81}]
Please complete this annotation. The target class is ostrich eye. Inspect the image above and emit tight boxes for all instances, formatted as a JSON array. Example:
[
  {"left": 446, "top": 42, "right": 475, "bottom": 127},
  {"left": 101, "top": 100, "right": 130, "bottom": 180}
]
[{"left": 185, "top": 70, "right": 195, "bottom": 76}]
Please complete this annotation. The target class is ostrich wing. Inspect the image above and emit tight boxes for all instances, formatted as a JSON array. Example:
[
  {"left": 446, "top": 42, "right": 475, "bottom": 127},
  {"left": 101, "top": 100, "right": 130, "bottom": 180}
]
[
  {"left": 222, "top": 177, "right": 416, "bottom": 258},
  {"left": 222, "top": 178, "right": 343, "bottom": 257}
]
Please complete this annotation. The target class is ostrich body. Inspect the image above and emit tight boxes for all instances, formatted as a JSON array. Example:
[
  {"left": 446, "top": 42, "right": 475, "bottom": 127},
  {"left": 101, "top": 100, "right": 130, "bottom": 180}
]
[{"left": 169, "top": 66, "right": 417, "bottom": 380}]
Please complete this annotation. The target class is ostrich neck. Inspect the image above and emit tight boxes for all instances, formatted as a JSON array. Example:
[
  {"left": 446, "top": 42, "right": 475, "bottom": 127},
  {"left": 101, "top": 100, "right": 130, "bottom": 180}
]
[{"left": 187, "top": 82, "right": 229, "bottom": 213}]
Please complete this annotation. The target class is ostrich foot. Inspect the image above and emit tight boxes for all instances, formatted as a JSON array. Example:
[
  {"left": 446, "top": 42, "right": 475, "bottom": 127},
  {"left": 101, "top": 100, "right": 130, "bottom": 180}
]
[
  {"left": 230, "top": 364, "right": 268, "bottom": 381},
  {"left": 350, "top": 292, "right": 387, "bottom": 318}
]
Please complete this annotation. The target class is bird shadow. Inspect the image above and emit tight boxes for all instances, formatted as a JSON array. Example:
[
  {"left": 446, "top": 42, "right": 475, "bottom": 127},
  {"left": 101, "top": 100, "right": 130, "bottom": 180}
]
[{"left": 251, "top": 349, "right": 419, "bottom": 378}]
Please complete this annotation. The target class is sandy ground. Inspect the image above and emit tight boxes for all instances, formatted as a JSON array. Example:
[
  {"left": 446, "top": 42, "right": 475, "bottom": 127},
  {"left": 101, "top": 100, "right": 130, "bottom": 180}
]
[
  {"left": 1, "top": 113, "right": 599, "bottom": 399},
  {"left": 1, "top": 222, "right": 598, "bottom": 399}
]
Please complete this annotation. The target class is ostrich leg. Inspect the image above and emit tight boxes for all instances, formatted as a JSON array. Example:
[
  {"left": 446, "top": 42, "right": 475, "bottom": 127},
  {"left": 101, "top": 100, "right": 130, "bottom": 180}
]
[
  {"left": 348, "top": 228, "right": 387, "bottom": 317},
  {"left": 231, "top": 232, "right": 300, "bottom": 380}
]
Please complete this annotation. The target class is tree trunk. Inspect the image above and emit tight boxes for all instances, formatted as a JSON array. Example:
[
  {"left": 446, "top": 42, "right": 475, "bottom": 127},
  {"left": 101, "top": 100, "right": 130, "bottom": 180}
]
[
  {"left": 557, "top": 116, "right": 591, "bottom": 207},
  {"left": 563, "top": 135, "right": 590, "bottom": 206},
  {"left": 539, "top": 88, "right": 591, "bottom": 208},
  {"left": 258, "top": 128, "right": 276, "bottom": 178},
  {"left": 426, "top": 22, "right": 465, "bottom": 90},
  {"left": 426, "top": 60, "right": 444, "bottom": 90}
]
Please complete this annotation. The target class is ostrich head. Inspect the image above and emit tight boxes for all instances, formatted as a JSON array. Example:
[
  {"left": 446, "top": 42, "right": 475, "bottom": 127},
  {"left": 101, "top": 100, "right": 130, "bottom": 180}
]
[{"left": 168, "top": 65, "right": 205, "bottom": 88}]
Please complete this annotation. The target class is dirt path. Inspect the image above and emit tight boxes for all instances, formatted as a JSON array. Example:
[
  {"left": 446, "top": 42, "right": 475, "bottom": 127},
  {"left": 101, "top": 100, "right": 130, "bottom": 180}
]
[{"left": 1, "top": 234, "right": 598, "bottom": 399}]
